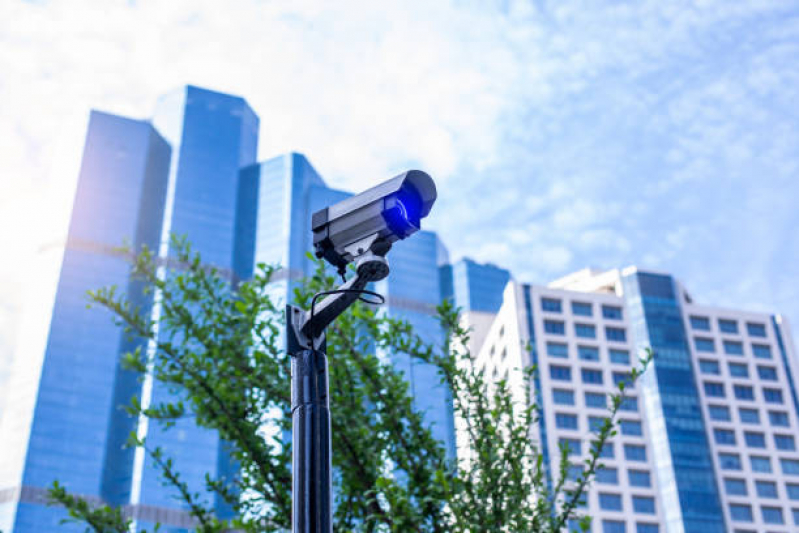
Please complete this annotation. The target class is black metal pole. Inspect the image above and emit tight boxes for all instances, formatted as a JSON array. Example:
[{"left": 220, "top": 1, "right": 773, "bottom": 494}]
[{"left": 288, "top": 307, "right": 332, "bottom": 533}]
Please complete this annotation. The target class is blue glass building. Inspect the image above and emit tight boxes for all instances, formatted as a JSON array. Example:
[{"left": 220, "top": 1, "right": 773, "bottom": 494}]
[{"left": 0, "top": 111, "right": 171, "bottom": 532}]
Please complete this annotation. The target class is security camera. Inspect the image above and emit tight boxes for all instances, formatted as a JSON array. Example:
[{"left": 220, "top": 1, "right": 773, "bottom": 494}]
[{"left": 311, "top": 170, "right": 437, "bottom": 274}]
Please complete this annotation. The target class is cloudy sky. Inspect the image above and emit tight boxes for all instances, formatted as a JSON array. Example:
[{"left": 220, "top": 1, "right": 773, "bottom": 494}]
[{"left": 2, "top": 0, "right": 799, "bottom": 361}]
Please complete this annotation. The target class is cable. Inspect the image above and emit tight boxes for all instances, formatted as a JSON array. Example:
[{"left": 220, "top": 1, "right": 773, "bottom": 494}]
[{"left": 310, "top": 288, "right": 386, "bottom": 321}]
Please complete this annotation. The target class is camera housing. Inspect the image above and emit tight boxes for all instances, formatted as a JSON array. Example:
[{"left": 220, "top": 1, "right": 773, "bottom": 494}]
[{"left": 311, "top": 170, "right": 437, "bottom": 273}]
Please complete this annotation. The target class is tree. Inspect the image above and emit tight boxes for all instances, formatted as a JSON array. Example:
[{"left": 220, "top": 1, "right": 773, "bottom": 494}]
[{"left": 48, "top": 238, "right": 650, "bottom": 532}]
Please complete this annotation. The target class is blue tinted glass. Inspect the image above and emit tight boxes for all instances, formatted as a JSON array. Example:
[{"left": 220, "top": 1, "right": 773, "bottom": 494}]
[
  {"left": 723, "top": 340, "right": 744, "bottom": 355},
  {"left": 606, "top": 327, "right": 626, "bottom": 342},
  {"left": 596, "top": 467, "right": 618, "bottom": 484},
  {"left": 567, "top": 464, "right": 584, "bottom": 480},
  {"left": 599, "top": 442, "right": 614, "bottom": 458},
  {"left": 633, "top": 496, "right": 655, "bottom": 514},
  {"left": 775, "top": 434, "right": 796, "bottom": 450},
  {"left": 764, "top": 388, "right": 784, "bottom": 403},
  {"left": 586, "top": 392, "right": 606, "bottom": 408},
  {"left": 629, "top": 470, "right": 651, "bottom": 487},
  {"left": 599, "top": 493, "right": 622, "bottom": 511},
  {"left": 690, "top": 316, "right": 710, "bottom": 330},
  {"left": 547, "top": 342, "right": 569, "bottom": 358},
  {"left": 571, "top": 301, "right": 592, "bottom": 316},
  {"left": 769, "top": 411, "right": 790, "bottom": 426},
  {"left": 744, "top": 431, "right": 765, "bottom": 448},
  {"left": 724, "top": 478, "right": 747, "bottom": 496},
  {"left": 728, "top": 363, "right": 748, "bottom": 377},
  {"left": 783, "top": 458, "right": 799, "bottom": 475},
  {"left": 719, "top": 453, "right": 742, "bottom": 470},
  {"left": 729, "top": 504, "right": 753, "bottom": 522},
  {"left": 751, "top": 456, "right": 771, "bottom": 473},
  {"left": 708, "top": 405, "right": 730, "bottom": 421},
  {"left": 695, "top": 337, "right": 715, "bottom": 352},
  {"left": 602, "top": 305, "right": 623, "bottom": 320},
  {"left": 699, "top": 360, "right": 720, "bottom": 374},
  {"left": 550, "top": 365, "right": 572, "bottom": 381},
  {"left": 545, "top": 320, "right": 566, "bottom": 335},
  {"left": 786, "top": 483, "right": 799, "bottom": 500},
  {"left": 602, "top": 520, "right": 626, "bottom": 533},
  {"left": 556, "top": 413, "right": 578, "bottom": 429},
  {"left": 581, "top": 369, "right": 603, "bottom": 384},
  {"left": 613, "top": 371, "right": 632, "bottom": 385},
  {"left": 747, "top": 322, "right": 767, "bottom": 337},
  {"left": 559, "top": 438, "right": 581, "bottom": 455},
  {"left": 636, "top": 525, "right": 658, "bottom": 533},
  {"left": 704, "top": 382, "right": 725, "bottom": 397},
  {"left": 734, "top": 385, "right": 754, "bottom": 400},
  {"left": 553, "top": 389, "right": 575, "bottom": 405},
  {"left": 578, "top": 345, "right": 600, "bottom": 361},
  {"left": 718, "top": 319, "right": 738, "bottom": 333},
  {"left": 589, "top": 416, "right": 606, "bottom": 431},
  {"left": 541, "top": 297, "right": 562, "bottom": 313},
  {"left": 624, "top": 444, "right": 646, "bottom": 461},
  {"left": 755, "top": 481, "right": 777, "bottom": 498},
  {"left": 621, "top": 420, "right": 643, "bottom": 436},
  {"left": 762, "top": 506, "right": 783, "bottom": 524},
  {"left": 738, "top": 408, "right": 759, "bottom": 424},
  {"left": 757, "top": 365, "right": 778, "bottom": 380},
  {"left": 620, "top": 397, "right": 638, "bottom": 412},
  {"left": 610, "top": 349, "right": 630, "bottom": 364},
  {"left": 753, "top": 344, "right": 772, "bottom": 359},
  {"left": 713, "top": 429, "right": 736, "bottom": 445},
  {"left": 575, "top": 323, "right": 596, "bottom": 338}
]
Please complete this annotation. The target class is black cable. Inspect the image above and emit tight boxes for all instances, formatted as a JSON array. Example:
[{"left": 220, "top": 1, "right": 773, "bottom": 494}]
[{"left": 310, "top": 288, "right": 386, "bottom": 321}]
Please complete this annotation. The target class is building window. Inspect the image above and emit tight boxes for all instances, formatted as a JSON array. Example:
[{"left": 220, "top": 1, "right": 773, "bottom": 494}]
[
  {"left": 690, "top": 315, "right": 711, "bottom": 331},
  {"left": 714, "top": 428, "right": 736, "bottom": 446},
  {"left": 747, "top": 322, "right": 767, "bottom": 337},
  {"left": 792, "top": 508, "right": 799, "bottom": 526},
  {"left": 724, "top": 478, "right": 747, "bottom": 496},
  {"left": 694, "top": 337, "right": 715, "bottom": 352},
  {"left": 555, "top": 413, "right": 578, "bottom": 430},
  {"left": 546, "top": 342, "right": 569, "bottom": 358},
  {"left": 757, "top": 365, "right": 778, "bottom": 381},
  {"left": 613, "top": 371, "right": 632, "bottom": 386},
  {"left": 624, "top": 444, "right": 646, "bottom": 461},
  {"left": 719, "top": 453, "right": 742, "bottom": 470},
  {"left": 601, "top": 520, "right": 626, "bottom": 533},
  {"left": 581, "top": 368, "right": 603, "bottom": 385},
  {"left": 610, "top": 349, "right": 630, "bottom": 365},
  {"left": 544, "top": 320, "right": 565, "bottom": 335},
  {"left": 571, "top": 301, "right": 592, "bottom": 317},
  {"left": 699, "top": 359, "right": 720, "bottom": 375},
  {"left": 734, "top": 385, "right": 755, "bottom": 401},
  {"left": 602, "top": 305, "right": 623, "bottom": 320},
  {"left": 549, "top": 365, "right": 571, "bottom": 381},
  {"left": 552, "top": 389, "right": 575, "bottom": 406},
  {"left": 708, "top": 405, "right": 731, "bottom": 421},
  {"left": 703, "top": 382, "right": 725, "bottom": 398},
  {"left": 761, "top": 506, "right": 784, "bottom": 525},
  {"left": 575, "top": 323, "right": 596, "bottom": 339},
  {"left": 585, "top": 392, "right": 607, "bottom": 408},
  {"left": 728, "top": 363, "right": 749, "bottom": 378},
  {"left": 596, "top": 467, "right": 618, "bottom": 484},
  {"left": 635, "top": 524, "right": 658, "bottom": 533},
  {"left": 632, "top": 496, "right": 655, "bottom": 515},
  {"left": 729, "top": 504, "right": 753, "bottom": 522},
  {"left": 541, "top": 298, "right": 562, "bottom": 313},
  {"left": 598, "top": 442, "right": 614, "bottom": 458},
  {"left": 567, "top": 464, "right": 584, "bottom": 481},
  {"left": 738, "top": 408, "right": 760, "bottom": 424},
  {"left": 620, "top": 420, "right": 643, "bottom": 436},
  {"left": 782, "top": 459, "right": 799, "bottom": 475},
  {"left": 599, "top": 493, "right": 622, "bottom": 511},
  {"left": 764, "top": 388, "right": 784, "bottom": 404},
  {"left": 756, "top": 480, "right": 778, "bottom": 498},
  {"left": 718, "top": 319, "right": 739, "bottom": 334},
  {"left": 628, "top": 469, "right": 651, "bottom": 487},
  {"left": 606, "top": 327, "right": 626, "bottom": 342},
  {"left": 620, "top": 397, "right": 638, "bottom": 412},
  {"left": 744, "top": 431, "right": 766, "bottom": 448},
  {"left": 723, "top": 340, "right": 744, "bottom": 356},
  {"left": 786, "top": 483, "right": 799, "bottom": 500},
  {"left": 559, "top": 438, "right": 581, "bottom": 456},
  {"left": 753, "top": 343, "right": 772, "bottom": 359},
  {"left": 578, "top": 345, "right": 600, "bottom": 361},
  {"left": 589, "top": 416, "right": 606, "bottom": 432},
  {"left": 769, "top": 410, "right": 790, "bottom": 427},
  {"left": 775, "top": 434, "right": 796, "bottom": 451},
  {"left": 751, "top": 456, "right": 772, "bottom": 473}
]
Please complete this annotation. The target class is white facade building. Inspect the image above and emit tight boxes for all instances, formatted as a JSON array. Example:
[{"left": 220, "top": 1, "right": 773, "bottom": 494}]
[{"left": 471, "top": 266, "right": 799, "bottom": 533}]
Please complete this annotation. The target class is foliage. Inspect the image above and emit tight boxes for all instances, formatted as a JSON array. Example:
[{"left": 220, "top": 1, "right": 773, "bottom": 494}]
[{"left": 46, "top": 237, "right": 651, "bottom": 532}]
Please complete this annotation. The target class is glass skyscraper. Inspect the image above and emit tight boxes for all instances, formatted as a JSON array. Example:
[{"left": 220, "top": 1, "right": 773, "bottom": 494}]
[
  {"left": 0, "top": 86, "right": 455, "bottom": 531},
  {"left": 473, "top": 266, "right": 799, "bottom": 533}
]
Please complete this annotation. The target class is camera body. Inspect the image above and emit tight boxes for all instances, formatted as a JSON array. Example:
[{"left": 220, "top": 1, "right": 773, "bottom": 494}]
[{"left": 311, "top": 170, "right": 437, "bottom": 273}]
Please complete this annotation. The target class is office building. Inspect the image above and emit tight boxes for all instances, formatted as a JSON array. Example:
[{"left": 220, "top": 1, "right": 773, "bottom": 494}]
[{"left": 473, "top": 267, "right": 799, "bottom": 533}]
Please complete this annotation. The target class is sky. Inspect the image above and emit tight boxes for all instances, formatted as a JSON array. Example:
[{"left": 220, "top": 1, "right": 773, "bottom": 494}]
[{"left": 1, "top": 0, "right": 799, "bottom": 364}]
